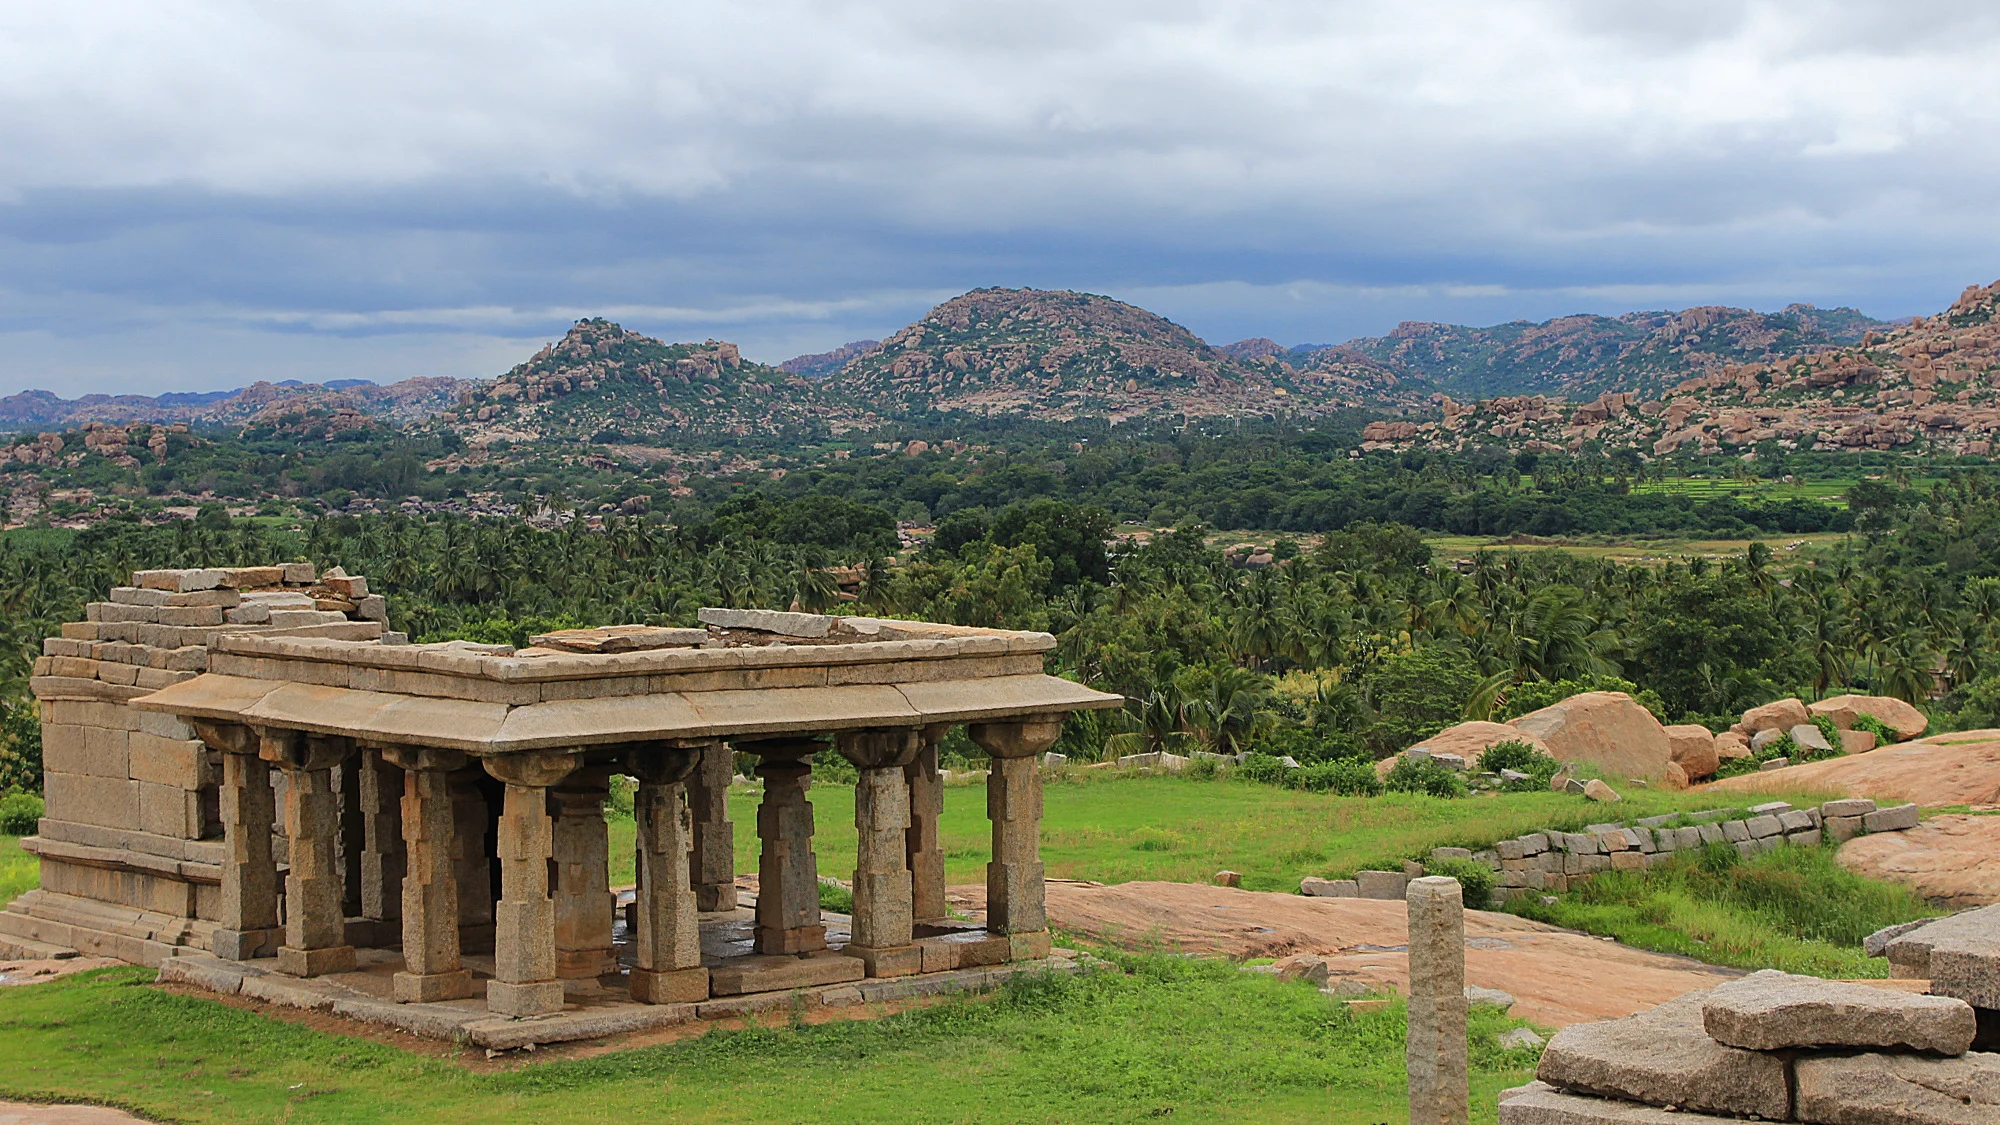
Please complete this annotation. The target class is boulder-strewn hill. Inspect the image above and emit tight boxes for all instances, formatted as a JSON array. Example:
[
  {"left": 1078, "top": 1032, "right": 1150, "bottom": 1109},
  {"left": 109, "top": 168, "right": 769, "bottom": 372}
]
[
  {"left": 778, "top": 340, "right": 879, "bottom": 378},
  {"left": 1340, "top": 304, "right": 1888, "bottom": 401},
  {"left": 430, "top": 318, "right": 850, "bottom": 446},
  {"left": 1359, "top": 280, "right": 2000, "bottom": 458},
  {"left": 830, "top": 287, "right": 1412, "bottom": 421},
  {"left": 0, "top": 378, "right": 463, "bottom": 431}
]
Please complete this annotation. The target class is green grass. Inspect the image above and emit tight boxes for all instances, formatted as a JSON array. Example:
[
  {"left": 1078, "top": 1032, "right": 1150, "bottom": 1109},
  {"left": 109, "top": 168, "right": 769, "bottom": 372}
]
[
  {"left": 0, "top": 837, "right": 37, "bottom": 907},
  {"left": 0, "top": 955, "right": 1543, "bottom": 1124},
  {"left": 1509, "top": 841, "right": 1939, "bottom": 978},
  {"left": 605, "top": 773, "right": 1835, "bottom": 893}
]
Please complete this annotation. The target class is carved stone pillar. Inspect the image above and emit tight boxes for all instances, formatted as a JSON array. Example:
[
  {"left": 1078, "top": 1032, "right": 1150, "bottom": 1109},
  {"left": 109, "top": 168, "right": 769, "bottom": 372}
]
[
  {"left": 198, "top": 721, "right": 278, "bottom": 961},
  {"left": 904, "top": 724, "right": 950, "bottom": 927},
  {"left": 550, "top": 765, "right": 616, "bottom": 981},
  {"left": 483, "top": 750, "right": 581, "bottom": 1017},
  {"left": 688, "top": 741, "right": 737, "bottom": 912},
  {"left": 626, "top": 744, "right": 708, "bottom": 1003},
  {"left": 968, "top": 714, "right": 1064, "bottom": 961},
  {"left": 744, "top": 738, "right": 826, "bottom": 955},
  {"left": 837, "top": 729, "right": 922, "bottom": 977},
  {"left": 265, "top": 730, "right": 357, "bottom": 977},
  {"left": 382, "top": 746, "right": 473, "bottom": 1003},
  {"left": 358, "top": 748, "right": 404, "bottom": 928}
]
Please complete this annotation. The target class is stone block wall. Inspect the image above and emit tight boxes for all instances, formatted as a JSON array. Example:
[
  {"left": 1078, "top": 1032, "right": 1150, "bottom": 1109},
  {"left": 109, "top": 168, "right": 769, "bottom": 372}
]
[{"left": 2, "top": 563, "right": 396, "bottom": 963}]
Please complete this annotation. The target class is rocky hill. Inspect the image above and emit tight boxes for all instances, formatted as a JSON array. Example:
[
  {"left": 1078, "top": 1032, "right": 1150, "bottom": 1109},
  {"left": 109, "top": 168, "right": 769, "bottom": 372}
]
[
  {"left": 1358, "top": 280, "right": 2000, "bottom": 458},
  {"left": 828, "top": 287, "right": 1413, "bottom": 422},
  {"left": 778, "top": 340, "right": 879, "bottom": 378},
  {"left": 0, "top": 377, "right": 462, "bottom": 432},
  {"left": 429, "top": 318, "right": 851, "bottom": 447},
  {"left": 1339, "top": 304, "right": 1887, "bottom": 401}
]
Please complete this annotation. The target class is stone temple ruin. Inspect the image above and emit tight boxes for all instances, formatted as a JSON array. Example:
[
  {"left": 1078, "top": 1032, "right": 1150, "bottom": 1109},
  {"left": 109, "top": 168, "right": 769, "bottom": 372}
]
[{"left": 6, "top": 565, "right": 1120, "bottom": 1046}]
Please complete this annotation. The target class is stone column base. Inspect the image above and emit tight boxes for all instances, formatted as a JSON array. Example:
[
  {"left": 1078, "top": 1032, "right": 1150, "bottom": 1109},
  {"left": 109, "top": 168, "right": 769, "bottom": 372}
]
[
  {"left": 211, "top": 927, "right": 278, "bottom": 961},
  {"left": 394, "top": 968, "right": 474, "bottom": 1003},
  {"left": 487, "top": 979, "right": 566, "bottom": 1017},
  {"left": 629, "top": 966, "right": 710, "bottom": 1004},
  {"left": 755, "top": 923, "right": 826, "bottom": 955},
  {"left": 556, "top": 948, "right": 617, "bottom": 979},
  {"left": 276, "top": 944, "right": 356, "bottom": 977},
  {"left": 1005, "top": 931, "right": 1052, "bottom": 961},
  {"left": 694, "top": 883, "right": 738, "bottom": 912},
  {"left": 846, "top": 943, "right": 922, "bottom": 978}
]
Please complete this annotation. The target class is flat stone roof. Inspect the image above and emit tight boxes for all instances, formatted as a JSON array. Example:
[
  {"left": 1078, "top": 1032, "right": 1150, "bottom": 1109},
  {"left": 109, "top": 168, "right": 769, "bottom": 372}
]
[{"left": 130, "top": 612, "right": 1120, "bottom": 754}]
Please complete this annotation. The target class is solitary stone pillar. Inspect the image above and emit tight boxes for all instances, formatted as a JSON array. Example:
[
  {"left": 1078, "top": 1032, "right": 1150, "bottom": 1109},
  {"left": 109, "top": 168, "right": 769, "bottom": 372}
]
[
  {"left": 383, "top": 746, "right": 473, "bottom": 1003},
  {"left": 838, "top": 729, "right": 922, "bottom": 977},
  {"left": 483, "top": 750, "right": 581, "bottom": 1017},
  {"left": 969, "top": 714, "right": 1062, "bottom": 961},
  {"left": 745, "top": 738, "right": 826, "bottom": 955},
  {"left": 627, "top": 744, "right": 708, "bottom": 1003},
  {"left": 550, "top": 766, "right": 616, "bottom": 982},
  {"left": 904, "top": 725, "right": 950, "bottom": 927},
  {"left": 1407, "top": 875, "right": 1469, "bottom": 1125},
  {"left": 688, "top": 742, "right": 737, "bottom": 911},
  {"left": 266, "top": 731, "right": 357, "bottom": 978},
  {"left": 357, "top": 748, "right": 404, "bottom": 928},
  {"left": 199, "top": 722, "right": 278, "bottom": 961}
]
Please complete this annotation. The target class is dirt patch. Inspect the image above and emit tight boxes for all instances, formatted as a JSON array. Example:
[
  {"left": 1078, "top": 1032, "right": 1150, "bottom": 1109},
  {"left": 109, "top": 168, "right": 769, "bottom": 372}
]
[
  {"left": 0, "top": 959, "right": 122, "bottom": 987},
  {"left": 0, "top": 1102, "right": 151, "bottom": 1124},
  {"left": 1704, "top": 729, "right": 2000, "bottom": 806},
  {"left": 949, "top": 880, "right": 1739, "bottom": 1029},
  {"left": 1836, "top": 813, "right": 2000, "bottom": 908}
]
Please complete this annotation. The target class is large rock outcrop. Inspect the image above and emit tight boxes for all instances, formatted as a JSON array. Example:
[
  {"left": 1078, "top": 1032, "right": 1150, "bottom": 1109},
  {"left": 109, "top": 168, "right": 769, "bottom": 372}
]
[
  {"left": 1809, "top": 694, "right": 1929, "bottom": 741},
  {"left": 1508, "top": 692, "right": 1673, "bottom": 780},
  {"left": 1706, "top": 730, "right": 2000, "bottom": 807},
  {"left": 1402, "top": 721, "right": 1551, "bottom": 765},
  {"left": 1738, "top": 697, "right": 1810, "bottom": 734},
  {"left": 1664, "top": 724, "right": 1721, "bottom": 781}
]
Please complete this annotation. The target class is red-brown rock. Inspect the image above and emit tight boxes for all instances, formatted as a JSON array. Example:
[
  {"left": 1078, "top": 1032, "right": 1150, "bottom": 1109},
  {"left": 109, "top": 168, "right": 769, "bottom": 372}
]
[{"left": 1508, "top": 692, "right": 1673, "bottom": 779}]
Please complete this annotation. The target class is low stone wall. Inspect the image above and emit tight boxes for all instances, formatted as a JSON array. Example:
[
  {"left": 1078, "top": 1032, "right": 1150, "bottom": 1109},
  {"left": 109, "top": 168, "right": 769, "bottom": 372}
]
[{"left": 1301, "top": 798, "right": 1922, "bottom": 902}]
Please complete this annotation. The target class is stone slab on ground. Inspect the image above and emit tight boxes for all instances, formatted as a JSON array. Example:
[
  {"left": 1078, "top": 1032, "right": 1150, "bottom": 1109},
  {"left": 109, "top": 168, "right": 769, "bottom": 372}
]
[
  {"left": 964, "top": 881, "right": 1743, "bottom": 1028},
  {"left": 1794, "top": 1051, "right": 2000, "bottom": 1125},
  {"left": 1700, "top": 968, "right": 1976, "bottom": 1054},
  {"left": 0, "top": 1103, "right": 151, "bottom": 1125},
  {"left": 1884, "top": 905, "right": 2000, "bottom": 980},
  {"left": 1839, "top": 814, "right": 2000, "bottom": 908},
  {"left": 1707, "top": 729, "right": 2000, "bottom": 806},
  {"left": 1537, "top": 990, "right": 1792, "bottom": 1120},
  {"left": 1498, "top": 1082, "right": 1746, "bottom": 1125}
]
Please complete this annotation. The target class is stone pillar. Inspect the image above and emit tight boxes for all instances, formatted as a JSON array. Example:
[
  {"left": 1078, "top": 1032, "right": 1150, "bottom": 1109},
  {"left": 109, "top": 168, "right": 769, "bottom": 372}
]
[
  {"left": 266, "top": 731, "right": 357, "bottom": 978},
  {"left": 1407, "top": 875, "right": 1469, "bottom": 1125},
  {"left": 688, "top": 742, "right": 737, "bottom": 911},
  {"left": 745, "top": 738, "right": 826, "bottom": 955},
  {"left": 905, "top": 725, "right": 950, "bottom": 927},
  {"left": 483, "top": 750, "right": 581, "bottom": 1017},
  {"left": 199, "top": 721, "right": 279, "bottom": 961},
  {"left": 357, "top": 748, "right": 404, "bottom": 927},
  {"left": 969, "top": 714, "right": 1063, "bottom": 961},
  {"left": 382, "top": 746, "right": 473, "bottom": 1003},
  {"left": 838, "top": 729, "right": 922, "bottom": 977},
  {"left": 550, "top": 766, "right": 616, "bottom": 982},
  {"left": 626, "top": 744, "right": 708, "bottom": 1003},
  {"left": 339, "top": 756, "right": 365, "bottom": 920}
]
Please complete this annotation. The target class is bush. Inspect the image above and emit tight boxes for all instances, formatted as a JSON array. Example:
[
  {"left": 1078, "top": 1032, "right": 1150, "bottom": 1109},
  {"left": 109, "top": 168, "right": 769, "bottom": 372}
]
[
  {"left": 1236, "top": 752, "right": 1289, "bottom": 785},
  {"left": 1424, "top": 856, "right": 1496, "bottom": 909},
  {"left": 1497, "top": 675, "right": 1668, "bottom": 723},
  {"left": 1850, "top": 713, "right": 1897, "bottom": 746},
  {"left": 817, "top": 879, "right": 854, "bottom": 915},
  {"left": 1383, "top": 756, "right": 1467, "bottom": 799},
  {"left": 1284, "top": 758, "right": 1383, "bottom": 796},
  {"left": 0, "top": 791, "right": 43, "bottom": 835}
]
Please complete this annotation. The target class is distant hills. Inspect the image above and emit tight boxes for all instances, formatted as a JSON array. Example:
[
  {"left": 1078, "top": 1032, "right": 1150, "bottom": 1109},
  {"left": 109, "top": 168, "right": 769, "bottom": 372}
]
[{"left": 0, "top": 377, "right": 459, "bottom": 431}]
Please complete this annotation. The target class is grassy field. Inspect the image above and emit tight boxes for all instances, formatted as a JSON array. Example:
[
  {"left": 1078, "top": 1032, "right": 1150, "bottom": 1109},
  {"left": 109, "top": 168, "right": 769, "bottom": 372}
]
[
  {"left": 1421, "top": 531, "right": 1852, "bottom": 563},
  {"left": 0, "top": 837, "right": 36, "bottom": 906},
  {"left": 604, "top": 772, "right": 1840, "bottom": 892},
  {"left": 0, "top": 957, "right": 1544, "bottom": 1125}
]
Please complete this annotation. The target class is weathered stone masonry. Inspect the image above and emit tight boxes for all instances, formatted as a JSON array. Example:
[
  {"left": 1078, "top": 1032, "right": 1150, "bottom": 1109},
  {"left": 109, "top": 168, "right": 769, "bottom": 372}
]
[{"left": 6, "top": 572, "right": 1120, "bottom": 1045}]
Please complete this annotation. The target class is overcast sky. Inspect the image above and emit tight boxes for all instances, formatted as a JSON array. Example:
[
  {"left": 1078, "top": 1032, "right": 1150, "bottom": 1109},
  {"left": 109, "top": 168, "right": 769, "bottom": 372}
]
[{"left": 4, "top": 1, "right": 1999, "bottom": 396}]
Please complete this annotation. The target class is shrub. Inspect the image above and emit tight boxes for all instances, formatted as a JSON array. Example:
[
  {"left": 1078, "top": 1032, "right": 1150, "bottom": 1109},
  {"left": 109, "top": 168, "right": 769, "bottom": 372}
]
[
  {"left": 0, "top": 791, "right": 43, "bottom": 835},
  {"left": 1497, "top": 675, "right": 1668, "bottom": 723},
  {"left": 1383, "top": 756, "right": 1467, "bottom": 799},
  {"left": 1236, "top": 752, "right": 1289, "bottom": 785},
  {"left": 1285, "top": 758, "right": 1383, "bottom": 796},
  {"left": 1850, "top": 713, "right": 1897, "bottom": 746},
  {"left": 817, "top": 879, "right": 854, "bottom": 915},
  {"left": 1424, "top": 856, "right": 1496, "bottom": 909}
]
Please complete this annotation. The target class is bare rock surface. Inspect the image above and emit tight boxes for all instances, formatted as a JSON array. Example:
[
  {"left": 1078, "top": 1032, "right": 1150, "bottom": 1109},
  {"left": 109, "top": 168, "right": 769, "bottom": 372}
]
[
  {"left": 1700, "top": 969, "right": 1975, "bottom": 1054},
  {"left": 1707, "top": 729, "right": 2000, "bottom": 806},
  {"left": 1810, "top": 694, "right": 1931, "bottom": 740},
  {"left": 0, "top": 1105, "right": 149, "bottom": 1125},
  {"left": 1537, "top": 990, "right": 1792, "bottom": 1119},
  {"left": 1664, "top": 725, "right": 1720, "bottom": 780},
  {"left": 1883, "top": 905, "right": 2000, "bottom": 979},
  {"left": 1403, "top": 721, "right": 1551, "bottom": 766},
  {"left": 1508, "top": 692, "right": 1672, "bottom": 780},
  {"left": 1498, "top": 1082, "right": 1745, "bottom": 1125},
  {"left": 1740, "top": 697, "right": 1811, "bottom": 732},
  {"left": 1794, "top": 1051, "right": 2000, "bottom": 1125},
  {"left": 1839, "top": 815, "right": 2000, "bottom": 908}
]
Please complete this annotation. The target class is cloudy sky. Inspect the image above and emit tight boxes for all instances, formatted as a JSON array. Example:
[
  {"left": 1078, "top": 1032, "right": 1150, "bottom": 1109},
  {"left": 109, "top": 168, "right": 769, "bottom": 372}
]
[{"left": 5, "top": 1, "right": 2000, "bottom": 396}]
